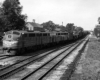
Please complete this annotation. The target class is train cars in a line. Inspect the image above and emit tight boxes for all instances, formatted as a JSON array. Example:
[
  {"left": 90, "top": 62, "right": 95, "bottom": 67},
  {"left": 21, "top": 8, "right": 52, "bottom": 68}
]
[
  {"left": 2, "top": 30, "right": 89, "bottom": 55},
  {"left": 2, "top": 30, "right": 69, "bottom": 55}
]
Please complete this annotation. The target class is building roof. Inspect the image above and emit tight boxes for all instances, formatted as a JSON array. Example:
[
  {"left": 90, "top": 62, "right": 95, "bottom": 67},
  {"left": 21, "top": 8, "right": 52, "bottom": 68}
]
[
  {"left": 26, "top": 22, "right": 45, "bottom": 32},
  {"left": 28, "top": 22, "right": 43, "bottom": 28}
]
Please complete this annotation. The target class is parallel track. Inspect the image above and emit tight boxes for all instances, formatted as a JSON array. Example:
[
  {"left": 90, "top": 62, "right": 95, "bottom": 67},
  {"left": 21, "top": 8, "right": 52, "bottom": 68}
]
[
  {"left": 0, "top": 37, "right": 88, "bottom": 80},
  {"left": 21, "top": 39, "right": 86, "bottom": 80},
  {"left": 0, "top": 42, "right": 76, "bottom": 67},
  {"left": 0, "top": 40, "right": 79, "bottom": 80}
]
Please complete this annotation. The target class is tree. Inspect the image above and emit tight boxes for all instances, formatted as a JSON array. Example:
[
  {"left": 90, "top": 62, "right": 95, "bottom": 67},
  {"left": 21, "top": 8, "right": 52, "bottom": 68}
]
[
  {"left": 0, "top": 7, "right": 5, "bottom": 31},
  {"left": 98, "top": 17, "right": 100, "bottom": 24},
  {"left": 0, "top": 0, "right": 27, "bottom": 32},
  {"left": 66, "top": 23, "right": 75, "bottom": 33},
  {"left": 75, "top": 27, "right": 83, "bottom": 32},
  {"left": 41, "top": 21, "right": 56, "bottom": 31}
]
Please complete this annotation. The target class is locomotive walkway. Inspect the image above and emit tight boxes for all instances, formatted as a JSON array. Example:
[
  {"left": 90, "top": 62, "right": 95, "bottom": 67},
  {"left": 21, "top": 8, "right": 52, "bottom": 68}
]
[{"left": 0, "top": 37, "right": 89, "bottom": 80}]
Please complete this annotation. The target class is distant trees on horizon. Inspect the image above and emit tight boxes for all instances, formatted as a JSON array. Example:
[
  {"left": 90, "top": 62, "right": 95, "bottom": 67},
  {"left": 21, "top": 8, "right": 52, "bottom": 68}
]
[
  {"left": 0, "top": 0, "right": 84, "bottom": 33},
  {"left": 41, "top": 20, "right": 84, "bottom": 33}
]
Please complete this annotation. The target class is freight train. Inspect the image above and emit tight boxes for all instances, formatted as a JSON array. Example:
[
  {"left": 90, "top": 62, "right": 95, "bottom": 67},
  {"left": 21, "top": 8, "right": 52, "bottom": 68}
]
[{"left": 2, "top": 30, "right": 89, "bottom": 55}]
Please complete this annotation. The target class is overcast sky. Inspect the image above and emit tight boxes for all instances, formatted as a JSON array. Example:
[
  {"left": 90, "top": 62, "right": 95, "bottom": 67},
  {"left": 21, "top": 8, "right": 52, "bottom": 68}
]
[{"left": 1, "top": 0, "right": 100, "bottom": 30}]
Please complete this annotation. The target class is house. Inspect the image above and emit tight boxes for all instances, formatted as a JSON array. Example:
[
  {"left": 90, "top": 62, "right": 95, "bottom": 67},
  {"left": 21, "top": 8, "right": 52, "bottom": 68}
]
[{"left": 26, "top": 20, "right": 45, "bottom": 32}]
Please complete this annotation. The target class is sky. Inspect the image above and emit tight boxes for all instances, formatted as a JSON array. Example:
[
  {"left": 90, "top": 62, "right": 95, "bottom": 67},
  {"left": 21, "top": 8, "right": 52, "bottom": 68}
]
[{"left": 1, "top": 0, "right": 100, "bottom": 30}]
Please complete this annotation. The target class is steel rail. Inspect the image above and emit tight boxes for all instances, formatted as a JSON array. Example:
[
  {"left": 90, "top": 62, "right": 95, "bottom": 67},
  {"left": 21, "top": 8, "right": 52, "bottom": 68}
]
[{"left": 0, "top": 41, "right": 77, "bottom": 79}]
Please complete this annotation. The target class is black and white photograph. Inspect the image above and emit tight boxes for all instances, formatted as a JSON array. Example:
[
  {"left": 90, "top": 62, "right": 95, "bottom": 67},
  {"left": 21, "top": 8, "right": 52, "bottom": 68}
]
[{"left": 0, "top": 0, "right": 100, "bottom": 80}]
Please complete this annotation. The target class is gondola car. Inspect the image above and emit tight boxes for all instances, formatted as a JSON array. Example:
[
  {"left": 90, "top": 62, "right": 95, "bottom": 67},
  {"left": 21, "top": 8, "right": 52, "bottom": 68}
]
[{"left": 2, "top": 30, "right": 69, "bottom": 55}]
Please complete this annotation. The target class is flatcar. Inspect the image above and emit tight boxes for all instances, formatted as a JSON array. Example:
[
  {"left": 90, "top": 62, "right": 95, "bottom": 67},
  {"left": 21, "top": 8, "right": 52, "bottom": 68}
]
[{"left": 2, "top": 30, "right": 69, "bottom": 55}]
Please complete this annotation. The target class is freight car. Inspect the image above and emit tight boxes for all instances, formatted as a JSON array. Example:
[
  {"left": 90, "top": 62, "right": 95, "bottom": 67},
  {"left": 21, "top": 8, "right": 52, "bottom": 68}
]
[{"left": 2, "top": 30, "right": 69, "bottom": 55}]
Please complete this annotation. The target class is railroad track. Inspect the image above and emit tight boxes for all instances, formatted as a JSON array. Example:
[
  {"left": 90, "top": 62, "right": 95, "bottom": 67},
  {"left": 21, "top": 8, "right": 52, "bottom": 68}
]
[
  {"left": 0, "top": 48, "right": 13, "bottom": 60},
  {"left": 0, "top": 37, "right": 88, "bottom": 80},
  {"left": 0, "top": 41, "right": 76, "bottom": 68},
  {"left": 0, "top": 41, "right": 77, "bottom": 79},
  {"left": 0, "top": 56, "right": 10, "bottom": 60},
  {"left": 0, "top": 38, "right": 81, "bottom": 66},
  {"left": 0, "top": 41, "right": 75, "bottom": 68}
]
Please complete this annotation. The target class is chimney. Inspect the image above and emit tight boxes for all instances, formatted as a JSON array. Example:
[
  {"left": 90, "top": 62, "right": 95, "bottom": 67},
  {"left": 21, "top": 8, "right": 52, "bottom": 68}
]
[
  {"left": 33, "top": 19, "right": 35, "bottom": 23},
  {"left": 62, "top": 22, "right": 63, "bottom": 26}
]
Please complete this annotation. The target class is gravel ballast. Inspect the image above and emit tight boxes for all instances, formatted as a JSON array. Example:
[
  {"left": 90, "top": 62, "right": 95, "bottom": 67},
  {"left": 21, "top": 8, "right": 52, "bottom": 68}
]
[{"left": 70, "top": 35, "right": 100, "bottom": 80}]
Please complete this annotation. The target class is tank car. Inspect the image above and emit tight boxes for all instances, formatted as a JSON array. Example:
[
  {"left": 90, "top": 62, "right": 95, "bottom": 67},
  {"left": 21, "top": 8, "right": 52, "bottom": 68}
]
[{"left": 2, "top": 30, "right": 69, "bottom": 55}]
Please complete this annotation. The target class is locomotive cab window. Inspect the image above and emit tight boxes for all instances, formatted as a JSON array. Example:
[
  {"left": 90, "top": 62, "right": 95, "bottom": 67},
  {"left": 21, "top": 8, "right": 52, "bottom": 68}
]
[{"left": 13, "top": 32, "right": 20, "bottom": 35}]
